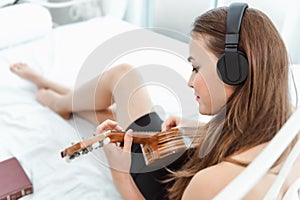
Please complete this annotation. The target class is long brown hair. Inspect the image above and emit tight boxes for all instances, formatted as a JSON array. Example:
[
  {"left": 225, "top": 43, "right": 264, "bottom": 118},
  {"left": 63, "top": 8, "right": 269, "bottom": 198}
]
[{"left": 167, "top": 7, "right": 292, "bottom": 200}]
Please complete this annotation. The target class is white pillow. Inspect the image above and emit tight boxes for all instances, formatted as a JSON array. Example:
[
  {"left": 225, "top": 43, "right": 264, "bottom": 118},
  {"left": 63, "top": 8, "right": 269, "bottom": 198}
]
[
  {"left": 0, "top": 0, "right": 17, "bottom": 8},
  {"left": 0, "top": 3, "right": 52, "bottom": 49}
]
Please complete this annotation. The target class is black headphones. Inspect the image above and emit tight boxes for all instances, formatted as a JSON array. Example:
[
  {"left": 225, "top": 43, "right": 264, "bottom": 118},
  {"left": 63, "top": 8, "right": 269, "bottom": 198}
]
[{"left": 216, "top": 3, "right": 249, "bottom": 85}]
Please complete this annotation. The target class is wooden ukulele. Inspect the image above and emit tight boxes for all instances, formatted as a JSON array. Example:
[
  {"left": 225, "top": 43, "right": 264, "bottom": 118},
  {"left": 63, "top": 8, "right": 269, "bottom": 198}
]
[{"left": 61, "top": 127, "right": 199, "bottom": 165}]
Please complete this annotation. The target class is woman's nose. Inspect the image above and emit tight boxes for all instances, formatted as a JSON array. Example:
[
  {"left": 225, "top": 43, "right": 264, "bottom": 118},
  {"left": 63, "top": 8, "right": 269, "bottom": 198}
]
[{"left": 188, "top": 74, "right": 194, "bottom": 88}]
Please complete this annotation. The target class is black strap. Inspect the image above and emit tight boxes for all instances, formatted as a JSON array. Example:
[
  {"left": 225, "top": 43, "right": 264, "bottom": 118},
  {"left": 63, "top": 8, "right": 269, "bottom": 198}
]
[{"left": 225, "top": 3, "right": 248, "bottom": 47}]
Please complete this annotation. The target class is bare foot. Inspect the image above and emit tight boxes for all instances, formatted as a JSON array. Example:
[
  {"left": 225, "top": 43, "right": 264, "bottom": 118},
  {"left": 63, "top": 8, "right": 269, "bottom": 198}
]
[
  {"left": 10, "top": 63, "right": 46, "bottom": 88},
  {"left": 36, "top": 89, "right": 71, "bottom": 120}
]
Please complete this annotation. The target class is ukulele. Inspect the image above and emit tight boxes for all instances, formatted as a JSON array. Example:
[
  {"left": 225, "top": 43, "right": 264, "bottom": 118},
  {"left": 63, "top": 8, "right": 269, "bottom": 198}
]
[{"left": 61, "top": 127, "right": 200, "bottom": 165}]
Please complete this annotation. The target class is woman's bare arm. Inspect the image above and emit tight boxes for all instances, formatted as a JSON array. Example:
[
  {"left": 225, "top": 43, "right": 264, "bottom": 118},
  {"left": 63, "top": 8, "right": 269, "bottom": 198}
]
[{"left": 111, "top": 170, "right": 145, "bottom": 200}]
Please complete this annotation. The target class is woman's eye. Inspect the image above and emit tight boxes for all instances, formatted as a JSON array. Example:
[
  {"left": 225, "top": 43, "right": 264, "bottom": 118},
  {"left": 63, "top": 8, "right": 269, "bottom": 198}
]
[{"left": 192, "top": 66, "right": 199, "bottom": 73}]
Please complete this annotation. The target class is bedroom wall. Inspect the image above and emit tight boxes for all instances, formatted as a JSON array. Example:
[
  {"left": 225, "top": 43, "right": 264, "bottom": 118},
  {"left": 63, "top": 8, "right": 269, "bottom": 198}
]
[
  {"left": 150, "top": 0, "right": 290, "bottom": 40},
  {"left": 148, "top": 0, "right": 300, "bottom": 64},
  {"left": 151, "top": 0, "right": 213, "bottom": 43}
]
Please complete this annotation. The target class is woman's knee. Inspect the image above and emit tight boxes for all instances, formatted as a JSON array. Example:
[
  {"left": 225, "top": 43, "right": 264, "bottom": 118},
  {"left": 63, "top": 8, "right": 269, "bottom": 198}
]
[
  {"left": 109, "top": 63, "right": 135, "bottom": 77},
  {"left": 108, "top": 63, "right": 143, "bottom": 85}
]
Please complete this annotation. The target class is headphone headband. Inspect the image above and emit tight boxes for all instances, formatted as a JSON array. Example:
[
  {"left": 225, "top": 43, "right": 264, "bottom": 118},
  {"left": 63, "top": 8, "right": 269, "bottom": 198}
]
[{"left": 226, "top": 3, "right": 248, "bottom": 47}]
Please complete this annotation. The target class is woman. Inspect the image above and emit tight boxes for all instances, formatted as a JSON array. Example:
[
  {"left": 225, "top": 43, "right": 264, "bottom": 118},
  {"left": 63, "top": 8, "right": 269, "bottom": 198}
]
[
  {"left": 10, "top": 5, "right": 299, "bottom": 200},
  {"left": 95, "top": 5, "right": 300, "bottom": 200}
]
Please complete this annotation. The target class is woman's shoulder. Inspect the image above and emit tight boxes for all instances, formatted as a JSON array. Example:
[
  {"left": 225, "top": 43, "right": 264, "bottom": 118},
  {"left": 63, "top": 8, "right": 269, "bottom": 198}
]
[
  {"left": 182, "top": 161, "right": 244, "bottom": 200},
  {"left": 182, "top": 144, "right": 268, "bottom": 200}
]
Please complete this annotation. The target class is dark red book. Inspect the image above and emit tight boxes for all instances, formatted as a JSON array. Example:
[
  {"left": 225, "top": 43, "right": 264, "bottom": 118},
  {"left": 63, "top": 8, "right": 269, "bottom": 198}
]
[{"left": 0, "top": 157, "right": 33, "bottom": 200}]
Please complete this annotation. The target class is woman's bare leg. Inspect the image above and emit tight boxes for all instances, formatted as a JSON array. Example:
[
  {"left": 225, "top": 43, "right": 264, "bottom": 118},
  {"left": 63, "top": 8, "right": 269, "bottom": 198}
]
[
  {"left": 11, "top": 63, "right": 153, "bottom": 128},
  {"left": 10, "top": 63, "right": 70, "bottom": 94},
  {"left": 92, "top": 64, "right": 153, "bottom": 128},
  {"left": 77, "top": 109, "right": 115, "bottom": 125},
  {"left": 58, "top": 64, "right": 153, "bottom": 128},
  {"left": 10, "top": 63, "right": 115, "bottom": 123},
  {"left": 10, "top": 63, "right": 73, "bottom": 119},
  {"left": 10, "top": 63, "right": 114, "bottom": 123}
]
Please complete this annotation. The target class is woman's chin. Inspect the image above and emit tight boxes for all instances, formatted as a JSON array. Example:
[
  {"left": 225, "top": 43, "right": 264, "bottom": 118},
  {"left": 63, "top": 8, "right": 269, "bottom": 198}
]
[
  {"left": 198, "top": 102, "right": 224, "bottom": 116},
  {"left": 198, "top": 106, "right": 212, "bottom": 116}
]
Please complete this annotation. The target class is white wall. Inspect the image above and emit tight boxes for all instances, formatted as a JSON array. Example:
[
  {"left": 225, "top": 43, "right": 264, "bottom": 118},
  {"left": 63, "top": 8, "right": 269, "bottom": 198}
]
[
  {"left": 149, "top": 0, "right": 300, "bottom": 64},
  {"left": 218, "top": 0, "right": 288, "bottom": 31},
  {"left": 280, "top": 0, "right": 300, "bottom": 64},
  {"left": 123, "top": 0, "right": 148, "bottom": 26},
  {"left": 151, "top": 0, "right": 213, "bottom": 42}
]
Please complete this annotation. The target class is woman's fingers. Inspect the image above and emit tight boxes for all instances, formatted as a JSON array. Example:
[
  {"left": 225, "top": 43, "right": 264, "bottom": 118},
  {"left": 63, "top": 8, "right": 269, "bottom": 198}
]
[
  {"left": 96, "top": 119, "right": 123, "bottom": 134},
  {"left": 161, "top": 116, "right": 181, "bottom": 131},
  {"left": 103, "top": 130, "right": 133, "bottom": 151},
  {"left": 103, "top": 130, "right": 133, "bottom": 173},
  {"left": 123, "top": 130, "right": 133, "bottom": 152}
]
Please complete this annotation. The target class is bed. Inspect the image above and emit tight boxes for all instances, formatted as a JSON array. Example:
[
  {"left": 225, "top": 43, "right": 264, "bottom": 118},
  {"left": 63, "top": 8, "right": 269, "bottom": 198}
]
[
  {"left": 0, "top": 3, "right": 200, "bottom": 199},
  {"left": 0, "top": 3, "right": 299, "bottom": 200}
]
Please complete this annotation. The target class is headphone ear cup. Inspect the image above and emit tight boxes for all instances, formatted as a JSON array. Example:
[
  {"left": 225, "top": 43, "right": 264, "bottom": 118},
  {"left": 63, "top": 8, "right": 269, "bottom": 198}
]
[
  {"left": 216, "top": 53, "right": 227, "bottom": 83},
  {"left": 217, "top": 52, "right": 248, "bottom": 85}
]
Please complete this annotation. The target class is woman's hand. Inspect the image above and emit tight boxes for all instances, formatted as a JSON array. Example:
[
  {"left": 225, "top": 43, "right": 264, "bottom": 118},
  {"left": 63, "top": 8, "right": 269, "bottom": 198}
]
[
  {"left": 161, "top": 115, "right": 182, "bottom": 131},
  {"left": 96, "top": 119, "right": 133, "bottom": 173},
  {"left": 161, "top": 116, "right": 206, "bottom": 131},
  {"left": 96, "top": 119, "right": 124, "bottom": 133},
  {"left": 96, "top": 120, "right": 145, "bottom": 199}
]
